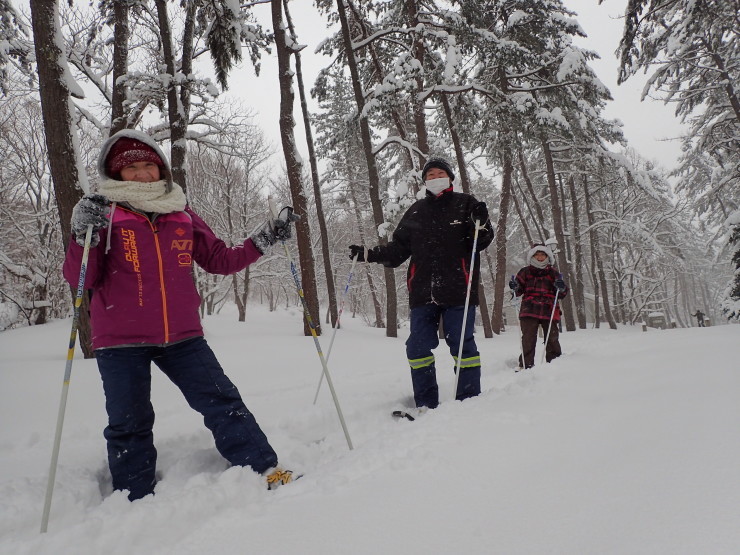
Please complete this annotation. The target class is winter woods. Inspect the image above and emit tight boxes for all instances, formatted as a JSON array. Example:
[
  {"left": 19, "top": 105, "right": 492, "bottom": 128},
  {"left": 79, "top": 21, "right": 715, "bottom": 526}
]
[{"left": 0, "top": 0, "right": 736, "bottom": 339}]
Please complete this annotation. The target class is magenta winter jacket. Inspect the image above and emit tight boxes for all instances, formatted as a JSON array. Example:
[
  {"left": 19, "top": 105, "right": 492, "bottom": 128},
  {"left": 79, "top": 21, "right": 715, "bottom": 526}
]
[{"left": 63, "top": 205, "right": 262, "bottom": 349}]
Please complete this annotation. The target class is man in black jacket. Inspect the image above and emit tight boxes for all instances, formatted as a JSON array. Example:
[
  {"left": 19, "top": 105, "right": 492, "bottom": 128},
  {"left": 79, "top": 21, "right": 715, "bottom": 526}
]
[{"left": 349, "top": 157, "right": 494, "bottom": 409}]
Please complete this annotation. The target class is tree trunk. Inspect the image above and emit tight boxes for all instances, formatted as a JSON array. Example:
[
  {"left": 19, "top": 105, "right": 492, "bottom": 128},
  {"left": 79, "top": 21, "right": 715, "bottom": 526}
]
[
  {"left": 511, "top": 178, "right": 535, "bottom": 246},
  {"left": 30, "top": 0, "right": 94, "bottom": 358},
  {"left": 154, "top": 0, "right": 193, "bottom": 192},
  {"left": 272, "top": 0, "right": 321, "bottom": 336},
  {"left": 405, "top": 0, "right": 429, "bottom": 170},
  {"left": 441, "top": 95, "right": 492, "bottom": 338},
  {"left": 336, "top": 0, "right": 397, "bottom": 337},
  {"left": 569, "top": 174, "right": 587, "bottom": 328},
  {"left": 490, "top": 147, "right": 513, "bottom": 334},
  {"left": 110, "top": 0, "right": 130, "bottom": 135},
  {"left": 348, "top": 164, "right": 385, "bottom": 328},
  {"left": 541, "top": 138, "right": 576, "bottom": 331},
  {"left": 356, "top": 6, "right": 418, "bottom": 191},
  {"left": 283, "top": 0, "right": 338, "bottom": 327},
  {"left": 557, "top": 173, "right": 572, "bottom": 261},
  {"left": 584, "top": 173, "right": 617, "bottom": 329},
  {"left": 517, "top": 149, "right": 548, "bottom": 241}
]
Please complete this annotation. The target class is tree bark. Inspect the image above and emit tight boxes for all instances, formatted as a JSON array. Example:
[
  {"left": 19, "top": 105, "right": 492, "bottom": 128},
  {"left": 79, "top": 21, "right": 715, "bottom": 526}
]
[
  {"left": 283, "top": 0, "right": 338, "bottom": 327},
  {"left": 110, "top": 0, "right": 130, "bottom": 135},
  {"left": 569, "top": 174, "right": 587, "bottom": 328},
  {"left": 348, "top": 153, "right": 385, "bottom": 328},
  {"left": 584, "top": 172, "right": 617, "bottom": 329},
  {"left": 405, "top": 0, "right": 429, "bottom": 170},
  {"left": 490, "top": 147, "right": 513, "bottom": 334},
  {"left": 541, "top": 138, "right": 575, "bottom": 331},
  {"left": 154, "top": 0, "right": 193, "bottom": 192},
  {"left": 30, "top": 0, "right": 94, "bottom": 357},
  {"left": 272, "top": 0, "right": 321, "bottom": 335},
  {"left": 517, "top": 149, "right": 548, "bottom": 241},
  {"left": 441, "top": 95, "right": 492, "bottom": 338},
  {"left": 511, "top": 177, "right": 535, "bottom": 246},
  {"left": 336, "top": 0, "right": 397, "bottom": 337}
]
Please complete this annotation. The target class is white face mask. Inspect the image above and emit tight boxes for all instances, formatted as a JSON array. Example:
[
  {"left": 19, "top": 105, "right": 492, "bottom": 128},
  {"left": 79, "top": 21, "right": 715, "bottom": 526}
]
[{"left": 425, "top": 177, "right": 451, "bottom": 196}]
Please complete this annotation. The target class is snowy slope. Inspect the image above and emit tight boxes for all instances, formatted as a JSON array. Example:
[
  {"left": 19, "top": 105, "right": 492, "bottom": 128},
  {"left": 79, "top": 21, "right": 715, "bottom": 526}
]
[{"left": 1, "top": 307, "right": 738, "bottom": 554}]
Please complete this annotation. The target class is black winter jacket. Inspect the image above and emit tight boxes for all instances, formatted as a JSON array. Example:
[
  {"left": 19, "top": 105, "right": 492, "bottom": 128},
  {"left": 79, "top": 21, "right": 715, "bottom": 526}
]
[{"left": 369, "top": 190, "right": 494, "bottom": 308}]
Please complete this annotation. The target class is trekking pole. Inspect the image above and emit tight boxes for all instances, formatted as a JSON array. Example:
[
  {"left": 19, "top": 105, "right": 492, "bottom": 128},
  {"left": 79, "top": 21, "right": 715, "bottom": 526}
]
[
  {"left": 41, "top": 224, "right": 94, "bottom": 533},
  {"left": 541, "top": 274, "right": 562, "bottom": 365},
  {"left": 313, "top": 253, "right": 359, "bottom": 405},
  {"left": 510, "top": 279, "right": 526, "bottom": 371},
  {"left": 269, "top": 198, "right": 353, "bottom": 450},
  {"left": 452, "top": 220, "right": 483, "bottom": 400}
]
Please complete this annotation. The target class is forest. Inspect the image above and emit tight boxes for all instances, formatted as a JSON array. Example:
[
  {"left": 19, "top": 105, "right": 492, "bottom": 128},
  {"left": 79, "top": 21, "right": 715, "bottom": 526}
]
[{"left": 0, "top": 0, "right": 738, "bottom": 353}]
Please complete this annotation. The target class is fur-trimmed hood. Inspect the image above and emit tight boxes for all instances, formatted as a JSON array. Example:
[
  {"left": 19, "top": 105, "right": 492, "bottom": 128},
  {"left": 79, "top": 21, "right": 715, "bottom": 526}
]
[
  {"left": 527, "top": 244, "right": 555, "bottom": 266},
  {"left": 98, "top": 129, "right": 173, "bottom": 192}
]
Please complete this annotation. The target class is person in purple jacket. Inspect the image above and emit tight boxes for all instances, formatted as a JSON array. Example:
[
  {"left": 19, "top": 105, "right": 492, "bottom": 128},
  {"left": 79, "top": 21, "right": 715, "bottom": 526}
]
[
  {"left": 509, "top": 244, "right": 568, "bottom": 369},
  {"left": 63, "top": 129, "right": 296, "bottom": 499}
]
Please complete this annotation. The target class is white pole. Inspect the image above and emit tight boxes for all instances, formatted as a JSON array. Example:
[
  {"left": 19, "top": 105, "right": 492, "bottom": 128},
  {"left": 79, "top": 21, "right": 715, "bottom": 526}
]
[
  {"left": 41, "top": 224, "right": 94, "bottom": 533},
  {"left": 511, "top": 288, "right": 526, "bottom": 370},
  {"left": 541, "top": 289, "right": 561, "bottom": 364},
  {"left": 452, "top": 220, "right": 482, "bottom": 400},
  {"left": 313, "top": 253, "right": 358, "bottom": 405},
  {"left": 269, "top": 198, "right": 353, "bottom": 450}
]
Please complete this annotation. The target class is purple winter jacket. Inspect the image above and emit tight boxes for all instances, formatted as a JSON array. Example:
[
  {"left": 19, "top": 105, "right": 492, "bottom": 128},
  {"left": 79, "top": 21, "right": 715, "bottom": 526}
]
[{"left": 63, "top": 204, "right": 262, "bottom": 349}]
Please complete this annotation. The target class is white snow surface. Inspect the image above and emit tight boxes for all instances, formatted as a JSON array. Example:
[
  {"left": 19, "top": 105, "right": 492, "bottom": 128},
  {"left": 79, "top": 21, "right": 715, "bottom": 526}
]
[{"left": 1, "top": 307, "right": 738, "bottom": 554}]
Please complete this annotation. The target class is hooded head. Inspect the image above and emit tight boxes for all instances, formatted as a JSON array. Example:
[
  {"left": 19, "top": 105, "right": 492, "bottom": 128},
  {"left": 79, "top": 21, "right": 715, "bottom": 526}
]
[
  {"left": 98, "top": 129, "right": 172, "bottom": 191},
  {"left": 527, "top": 244, "right": 555, "bottom": 268}
]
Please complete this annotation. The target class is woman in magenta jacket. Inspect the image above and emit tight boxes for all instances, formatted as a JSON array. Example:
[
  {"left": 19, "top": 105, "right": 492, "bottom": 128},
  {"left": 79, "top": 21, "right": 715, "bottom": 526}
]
[{"left": 64, "top": 129, "right": 295, "bottom": 498}]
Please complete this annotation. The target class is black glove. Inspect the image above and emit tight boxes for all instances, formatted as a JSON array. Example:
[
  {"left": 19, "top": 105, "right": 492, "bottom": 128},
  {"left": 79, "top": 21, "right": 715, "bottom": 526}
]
[
  {"left": 71, "top": 193, "right": 110, "bottom": 247},
  {"left": 470, "top": 201, "right": 489, "bottom": 224},
  {"left": 554, "top": 276, "right": 566, "bottom": 293},
  {"left": 509, "top": 276, "right": 519, "bottom": 292},
  {"left": 349, "top": 245, "right": 366, "bottom": 262},
  {"left": 272, "top": 206, "right": 300, "bottom": 241},
  {"left": 349, "top": 245, "right": 377, "bottom": 263}
]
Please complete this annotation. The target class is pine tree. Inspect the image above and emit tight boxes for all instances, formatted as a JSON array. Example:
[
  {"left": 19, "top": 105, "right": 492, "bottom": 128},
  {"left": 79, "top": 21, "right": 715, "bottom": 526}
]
[{"left": 721, "top": 216, "right": 740, "bottom": 322}]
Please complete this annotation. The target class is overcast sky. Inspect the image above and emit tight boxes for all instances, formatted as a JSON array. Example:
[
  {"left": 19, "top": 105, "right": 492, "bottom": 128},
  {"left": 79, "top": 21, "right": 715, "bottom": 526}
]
[
  {"left": 225, "top": 0, "right": 686, "bottom": 173},
  {"left": 14, "top": 0, "right": 686, "bottom": 173}
]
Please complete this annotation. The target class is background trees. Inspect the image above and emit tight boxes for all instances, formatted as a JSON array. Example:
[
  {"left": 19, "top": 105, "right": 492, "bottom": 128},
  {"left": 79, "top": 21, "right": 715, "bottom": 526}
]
[
  {"left": 0, "top": 0, "right": 734, "bottom": 335},
  {"left": 610, "top": 0, "right": 739, "bottom": 321}
]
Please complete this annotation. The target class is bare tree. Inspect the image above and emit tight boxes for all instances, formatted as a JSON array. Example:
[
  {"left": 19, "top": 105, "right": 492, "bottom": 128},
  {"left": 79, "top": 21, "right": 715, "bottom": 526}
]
[
  {"left": 335, "top": 0, "right": 398, "bottom": 337},
  {"left": 283, "top": 0, "right": 338, "bottom": 327},
  {"left": 271, "top": 0, "right": 321, "bottom": 335}
]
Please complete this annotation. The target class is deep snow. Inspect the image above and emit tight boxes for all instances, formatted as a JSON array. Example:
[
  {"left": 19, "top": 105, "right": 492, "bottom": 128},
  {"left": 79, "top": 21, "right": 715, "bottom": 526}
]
[{"left": 1, "top": 306, "right": 738, "bottom": 554}]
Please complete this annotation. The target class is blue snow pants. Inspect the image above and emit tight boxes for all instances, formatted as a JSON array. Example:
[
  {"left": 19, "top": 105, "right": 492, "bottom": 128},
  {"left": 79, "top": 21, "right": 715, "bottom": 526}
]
[
  {"left": 406, "top": 304, "right": 482, "bottom": 409},
  {"left": 95, "top": 336, "right": 277, "bottom": 500}
]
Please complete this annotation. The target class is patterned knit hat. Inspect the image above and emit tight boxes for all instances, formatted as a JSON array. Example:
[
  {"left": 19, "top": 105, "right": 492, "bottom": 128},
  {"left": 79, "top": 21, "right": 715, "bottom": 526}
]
[
  {"left": 421, "top": 156, "right": 455, "bottom": 182},
  {"left": 106, "top": 137, "right": 165, "bottom": 176}
]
